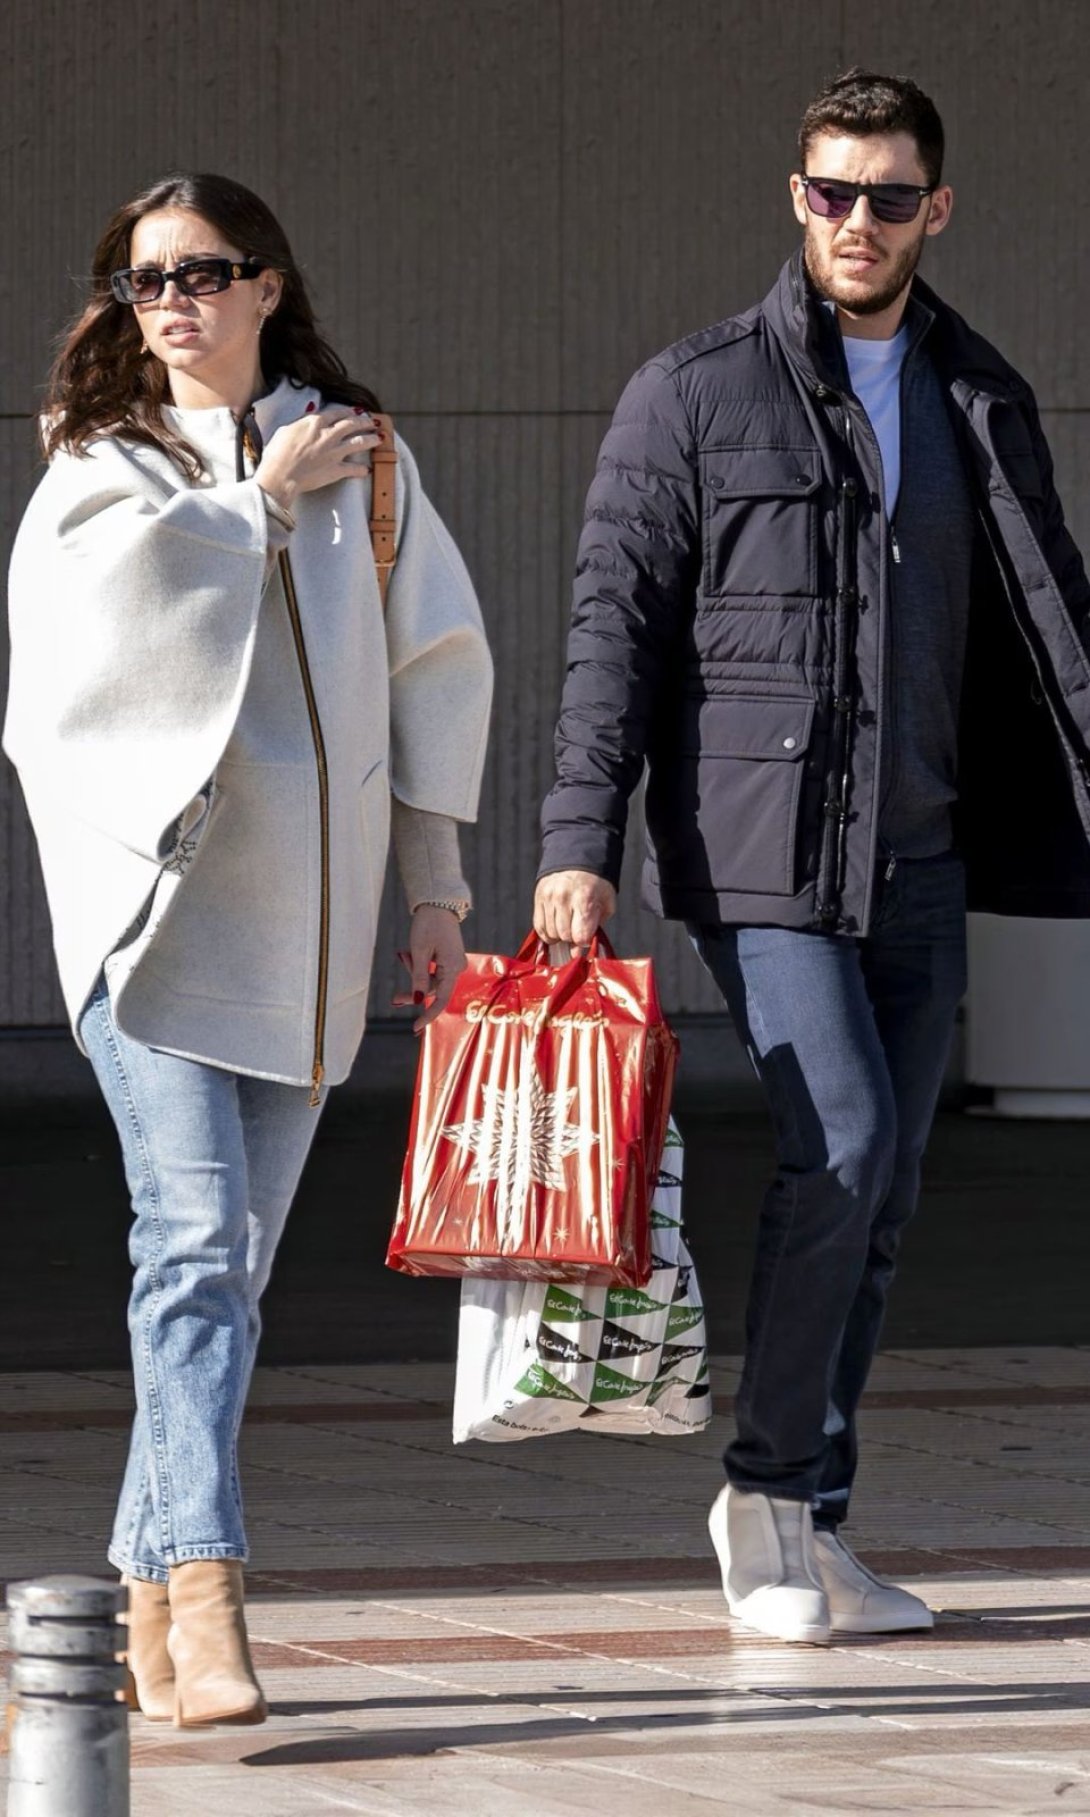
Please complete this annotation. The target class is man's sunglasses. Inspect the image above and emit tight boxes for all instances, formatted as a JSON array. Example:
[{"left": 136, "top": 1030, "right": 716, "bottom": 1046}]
[
  {"left": 109, "top": 256, "right": 265, "bottom": 305},
  {"left": 801, "top": 177, "right": 934, "bottom": 225}
]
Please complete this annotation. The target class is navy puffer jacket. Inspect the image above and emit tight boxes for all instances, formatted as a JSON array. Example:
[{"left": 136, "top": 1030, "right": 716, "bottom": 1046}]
[{"left": 539, "top": 251, "right": 1090, "bottom": 932}]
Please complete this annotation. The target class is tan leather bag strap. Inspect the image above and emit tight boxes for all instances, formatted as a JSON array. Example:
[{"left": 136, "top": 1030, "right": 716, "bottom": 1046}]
[{"left": 370, "top": 412, "right": 398, "bottom": 610}]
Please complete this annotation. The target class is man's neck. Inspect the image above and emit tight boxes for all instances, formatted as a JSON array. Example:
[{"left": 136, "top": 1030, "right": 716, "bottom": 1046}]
[{"left": 836, "top": 289, "right": 911, "bottom": 343}]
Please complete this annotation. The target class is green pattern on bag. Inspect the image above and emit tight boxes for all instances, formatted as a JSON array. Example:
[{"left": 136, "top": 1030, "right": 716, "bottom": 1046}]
[
  {"left": 542, "top": 1286, "right": 599, "bottom": 1323},
  {"left": 605, "top": 1287, "right": 668, "bottom": 1319},
  {"left": 513, "top": 1362, "right": 586, "bottom": 1403},
  {"left": 665, "top": 1301, "right": 705, "bottom": 1340},
  {"left": 590, "top": 1363, "right": 647, "bottom": 1404}
]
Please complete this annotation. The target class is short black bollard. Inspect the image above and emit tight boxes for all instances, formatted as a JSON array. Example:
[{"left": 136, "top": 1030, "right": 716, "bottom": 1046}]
[{"left": 6, "top": 1576, "right": 129, "bottom": 1817}]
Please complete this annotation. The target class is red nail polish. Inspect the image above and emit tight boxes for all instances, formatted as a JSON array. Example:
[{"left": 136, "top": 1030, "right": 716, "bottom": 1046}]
[
  {"left": 353, "top": 404, "right": 367, "bottom": 415},
  {"left": 413, "top": 991, "right": 425, "bottom": 1005},
  {"left": 305, "top": 401, "right": 316, "bottom": 414}
]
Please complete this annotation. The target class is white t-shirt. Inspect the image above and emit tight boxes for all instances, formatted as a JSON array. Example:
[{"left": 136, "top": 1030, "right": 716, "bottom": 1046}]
[{"left": 842, "top": 324, "right": 909, "bottom": 516}]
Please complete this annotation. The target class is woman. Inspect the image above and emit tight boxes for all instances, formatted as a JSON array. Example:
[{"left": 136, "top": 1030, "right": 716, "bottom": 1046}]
[{"left": 3, "top": 173, "right": 492, "bottom": 1725}]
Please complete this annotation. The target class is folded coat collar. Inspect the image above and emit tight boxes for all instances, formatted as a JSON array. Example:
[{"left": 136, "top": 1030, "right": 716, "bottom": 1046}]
[{"left": 161, "top": 375, "right": 319, "bottom": 471}]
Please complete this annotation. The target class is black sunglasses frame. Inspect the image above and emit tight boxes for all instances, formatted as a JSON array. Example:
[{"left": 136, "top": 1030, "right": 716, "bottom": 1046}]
[
  {"left": 800, "top": 176, "right": 935, "bottom": 225},
  {"left": 109, "top": 256, "right": 265, "bottom": 305}
]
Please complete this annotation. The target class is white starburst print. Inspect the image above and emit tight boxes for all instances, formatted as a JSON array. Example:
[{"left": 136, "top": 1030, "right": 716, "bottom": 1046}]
[{"left": 442, "top": 1064, "right": 597, "bottom": 1219}]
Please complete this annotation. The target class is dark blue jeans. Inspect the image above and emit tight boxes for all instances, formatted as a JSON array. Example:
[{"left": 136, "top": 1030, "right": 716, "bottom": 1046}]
[{"left": 690, "top": 853, "right": 967, "bottom": 1525}]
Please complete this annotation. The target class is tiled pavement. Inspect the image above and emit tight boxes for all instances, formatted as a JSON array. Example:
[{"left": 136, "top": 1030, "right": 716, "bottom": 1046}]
[{"left": 3, "top": 1349, "right": 1090, "bottom": 1814}]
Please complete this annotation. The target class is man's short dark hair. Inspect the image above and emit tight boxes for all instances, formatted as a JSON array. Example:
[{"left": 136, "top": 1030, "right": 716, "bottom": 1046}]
[{"left": 798, "top": 69, "right": 945, "bottom": 187}]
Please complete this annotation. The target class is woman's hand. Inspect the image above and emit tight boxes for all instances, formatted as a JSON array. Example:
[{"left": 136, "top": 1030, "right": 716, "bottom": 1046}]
[
  {"left": 258, "top": 406, "right": 384, "bottom": 516},
  {"left": 392, "top": 905, "right": 468, "bottom": 1033}
]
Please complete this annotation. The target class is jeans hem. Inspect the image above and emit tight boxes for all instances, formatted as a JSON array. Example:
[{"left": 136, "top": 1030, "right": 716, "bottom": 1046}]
[
  {"left": 168, "top": 1545, "right": 249, "bottom": 1565},
  {"left": 108, "top": 1546, "right": 168, "bottom": 1586},
  {"left": 108, "top": 1543, "right": 248, "bottom": 1581}
]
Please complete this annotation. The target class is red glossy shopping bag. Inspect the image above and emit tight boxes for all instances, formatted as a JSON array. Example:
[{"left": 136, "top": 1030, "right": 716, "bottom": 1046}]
[{"left": 387, "top": 932, "right": 679, "bottom": 1286}]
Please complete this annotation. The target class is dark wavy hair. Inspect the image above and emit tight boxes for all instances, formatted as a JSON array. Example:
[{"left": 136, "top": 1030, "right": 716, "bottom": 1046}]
[
  {"left": 798, "top": 69, "right": 945, "bottom": 188},
  {"left": 43, "top": 171, "right": 381, "bottom": 478}
]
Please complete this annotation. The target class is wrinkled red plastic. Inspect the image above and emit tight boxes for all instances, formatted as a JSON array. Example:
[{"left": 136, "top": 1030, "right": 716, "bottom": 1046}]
[{"left": 387, "top": 934, "right": 679, "bottom": 1286}]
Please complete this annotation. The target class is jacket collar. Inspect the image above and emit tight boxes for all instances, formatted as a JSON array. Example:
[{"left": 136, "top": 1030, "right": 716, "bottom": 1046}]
[
  {"left": 764, "top": 248, "right": 1018, "bottom": 407},
  {"left": 162, "top": 375, "right": 319, "bottom": 468},
  {"left": 764, "top": 248, "right": 936, "bottom": 396}
]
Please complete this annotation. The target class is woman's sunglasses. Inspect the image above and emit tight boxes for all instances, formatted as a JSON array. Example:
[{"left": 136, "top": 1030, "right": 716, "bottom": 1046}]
[
  {"left": 109, "top": 256, "right": 265, "bottom": 305},
  {"left": 801, "top": 177, "right": 934, "bottom": 226}
]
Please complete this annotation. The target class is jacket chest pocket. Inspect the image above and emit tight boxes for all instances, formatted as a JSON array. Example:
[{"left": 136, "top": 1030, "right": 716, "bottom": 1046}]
[{"left": 701, "top": 448, "right": 821, "bottom": 600}]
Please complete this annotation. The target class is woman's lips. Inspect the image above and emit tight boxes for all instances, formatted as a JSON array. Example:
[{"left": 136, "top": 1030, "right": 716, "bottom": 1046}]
[{"left": 162, "top": 322, "right": 200, "bottom": 340}]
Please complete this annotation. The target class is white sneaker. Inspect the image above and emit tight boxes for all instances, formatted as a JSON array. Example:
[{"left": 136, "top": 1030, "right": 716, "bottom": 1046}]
[
  {"left": 708, "top": 1485, "right": 830, "bottom": 1644},
  {"left": 812, "top": 1530, "right": 934, "bottom": 1634}
]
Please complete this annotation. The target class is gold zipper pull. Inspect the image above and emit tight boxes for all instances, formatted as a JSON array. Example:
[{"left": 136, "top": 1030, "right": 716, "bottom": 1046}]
[{"left": 309, "top": 1061, "right": 325, "bottom": 1109}]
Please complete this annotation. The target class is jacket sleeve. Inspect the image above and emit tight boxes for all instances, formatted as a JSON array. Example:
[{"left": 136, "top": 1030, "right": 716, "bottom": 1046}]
[
  {"left": 3, "top": 440, "right": 271, "bottom": 866},
  {"left": 384, "top": 437, "right": 493, "bottom": 822},
  {"left": 1026, "top": 396, "right": 1090, "bottom": 655},
  {"left": 538, "top": 360, "right": 700, "bottom": 886}
]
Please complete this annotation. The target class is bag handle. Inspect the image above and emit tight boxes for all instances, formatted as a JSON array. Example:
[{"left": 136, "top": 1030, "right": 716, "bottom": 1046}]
[
  {"left": 370, "top": 412, "right": 398, "bottom": 610},
  {"left": 512, "top": 927, "right": 616, "bottom": 968}
]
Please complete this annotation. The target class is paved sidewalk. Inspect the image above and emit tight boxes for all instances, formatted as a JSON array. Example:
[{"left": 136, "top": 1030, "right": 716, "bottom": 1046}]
[{"left": 3, "top": 1348, "right": 1090, "bottom": 1813}]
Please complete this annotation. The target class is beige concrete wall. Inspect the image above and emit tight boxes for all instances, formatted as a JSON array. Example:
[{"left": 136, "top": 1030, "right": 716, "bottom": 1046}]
[{"left": 1, "top": 0, "right": 1087, "bottom": 1029}]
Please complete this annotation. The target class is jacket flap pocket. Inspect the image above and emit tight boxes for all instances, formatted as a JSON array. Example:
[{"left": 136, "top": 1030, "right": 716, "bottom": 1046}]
[
  {"left": 685, "top": 695, "right": 815, "bottom": 759},
  {"left": 704, "top": 449, "right": 822, "bottom": 500}
]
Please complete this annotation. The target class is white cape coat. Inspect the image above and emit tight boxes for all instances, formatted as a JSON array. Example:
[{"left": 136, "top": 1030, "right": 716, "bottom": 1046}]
[{"left": 4, "top": 378, "right": 493, "bottom": 1086}]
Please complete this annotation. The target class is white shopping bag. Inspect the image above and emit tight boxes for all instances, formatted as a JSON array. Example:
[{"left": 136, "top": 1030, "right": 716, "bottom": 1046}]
[{"left": 453, "top": 1119, "right": 711, "bottom": 1442}]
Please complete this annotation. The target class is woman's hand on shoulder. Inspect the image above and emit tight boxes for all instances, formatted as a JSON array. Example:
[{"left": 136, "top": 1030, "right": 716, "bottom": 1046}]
[
  {"left": 258, "top": 406, "right": 384, "bottom": 515},
  {"left": 392, "top": 905, "right": 468, "bottom": 1033}
]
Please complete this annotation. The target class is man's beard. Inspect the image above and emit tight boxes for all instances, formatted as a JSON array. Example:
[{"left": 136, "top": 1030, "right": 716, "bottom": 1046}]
[{"left": 804, "top": 226, "right": 926, "bottom": 316}]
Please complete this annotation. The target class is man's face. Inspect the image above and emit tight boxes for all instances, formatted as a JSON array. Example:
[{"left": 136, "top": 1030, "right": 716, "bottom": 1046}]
[{"left": 789, "top": 130, "right": 952, "bottom": 319}]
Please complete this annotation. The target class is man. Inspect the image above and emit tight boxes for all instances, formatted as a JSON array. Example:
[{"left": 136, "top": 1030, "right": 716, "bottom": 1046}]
[{"left": 534, "top": 69, "right": 1090, "bottom": 1644}]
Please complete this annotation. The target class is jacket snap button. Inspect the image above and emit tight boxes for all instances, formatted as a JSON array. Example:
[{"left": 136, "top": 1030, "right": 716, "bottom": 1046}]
[{"left": 783, "top": 736, "right": 797, "bottom": 751}]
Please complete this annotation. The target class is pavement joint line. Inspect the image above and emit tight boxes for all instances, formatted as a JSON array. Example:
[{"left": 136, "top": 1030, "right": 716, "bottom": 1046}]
[
  {"left": 6, "top": 1384, "right": 1090, "bottom": 1436},
  {"left": 977, "top": 1753, "right": 1090, "bottom": 1779},
  {"left": 865, "top": 1430, "right": 1090, "bottom": 1498},
  {"left": 242, "top": 1449, "right": 715, "bottom": 1515},
  {"left": 901, "top": 1401, "right": 1090, "bottom": 1445},
  {"left": 334, "top": 1597, "right": 741, "bottom": 1653}
]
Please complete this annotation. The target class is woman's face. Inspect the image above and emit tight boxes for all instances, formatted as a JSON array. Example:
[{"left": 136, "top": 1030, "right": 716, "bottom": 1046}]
[{"left": 127, "top": 206, "right": 282, "bottom": 397}]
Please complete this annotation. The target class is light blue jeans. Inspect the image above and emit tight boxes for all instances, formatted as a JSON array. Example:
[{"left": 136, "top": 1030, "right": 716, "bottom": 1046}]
[{"left": 79, "top": 978, "right": 325, "bottom": 1584}]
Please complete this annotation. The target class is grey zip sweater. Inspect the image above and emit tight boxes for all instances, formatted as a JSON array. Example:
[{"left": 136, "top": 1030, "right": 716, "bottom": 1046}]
[{"left": 866, "top": 315, "right": 977, "bottom": 862}]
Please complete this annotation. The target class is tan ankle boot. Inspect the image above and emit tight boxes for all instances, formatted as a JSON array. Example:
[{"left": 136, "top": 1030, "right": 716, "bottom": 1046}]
[
  {"left": 167, "top": 1560, "right": 267, "bottom": 1727},
  {"left": 120, "top": 1574, "right": 175, "bottom": 1720}
]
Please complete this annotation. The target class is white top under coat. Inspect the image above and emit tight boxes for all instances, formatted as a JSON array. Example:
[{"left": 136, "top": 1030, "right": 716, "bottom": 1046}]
[{"left": 842, "top": 323, "right": 910, "bottom": 517}]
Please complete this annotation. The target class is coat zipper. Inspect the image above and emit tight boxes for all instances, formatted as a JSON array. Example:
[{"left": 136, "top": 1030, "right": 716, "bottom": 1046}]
[
  {"left": 816, "top": 405, "right": 860, "bottom": 926},
  {"left": 277, "top": 548, "right": 332, "bottom": 1107},
  {"left": 239, "top": 415, "right": 330, "bottom": 1104}
]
